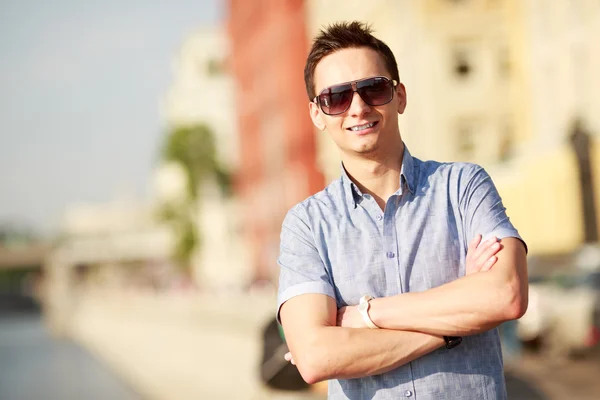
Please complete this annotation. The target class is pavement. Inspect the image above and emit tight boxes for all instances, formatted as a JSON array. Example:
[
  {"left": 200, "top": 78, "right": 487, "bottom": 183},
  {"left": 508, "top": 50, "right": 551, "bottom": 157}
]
[{"left": 3, "top": 294, "right": 600, "bottom": 400}]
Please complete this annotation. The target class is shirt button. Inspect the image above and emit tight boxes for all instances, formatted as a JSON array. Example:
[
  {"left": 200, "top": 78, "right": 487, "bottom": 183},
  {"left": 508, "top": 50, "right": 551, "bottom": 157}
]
[
  {"left": 376, "top": 215, "right": 383, "bottom": 221},
  {"left": 386, "top": 251, "right": 395, "bottom": 259},
  {"left": 404, "top": 390, "right": 413, "bottom": 397}
]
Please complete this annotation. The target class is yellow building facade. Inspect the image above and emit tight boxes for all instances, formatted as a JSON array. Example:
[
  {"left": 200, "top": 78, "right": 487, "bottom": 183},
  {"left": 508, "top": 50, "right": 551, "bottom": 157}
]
[{"left": 307, "top": 0, "right": 600, "bottom": 255}]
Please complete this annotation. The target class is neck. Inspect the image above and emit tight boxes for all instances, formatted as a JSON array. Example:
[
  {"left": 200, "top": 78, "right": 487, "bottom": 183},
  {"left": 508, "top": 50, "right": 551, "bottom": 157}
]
[{"left": 343, "top": 141, "right": 405, "bottom": 210}]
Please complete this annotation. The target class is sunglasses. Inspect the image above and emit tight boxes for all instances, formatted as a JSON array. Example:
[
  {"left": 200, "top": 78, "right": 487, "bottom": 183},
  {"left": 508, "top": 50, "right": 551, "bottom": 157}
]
[{"left": 313, "top": 76, "right": 398, "bottom": 116}]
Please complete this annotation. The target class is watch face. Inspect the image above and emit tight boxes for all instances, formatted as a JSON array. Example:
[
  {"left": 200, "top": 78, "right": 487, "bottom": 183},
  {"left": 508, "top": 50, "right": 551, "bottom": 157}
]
[{"left": 444, "top": 336, "right": 462, "bottom": 349}]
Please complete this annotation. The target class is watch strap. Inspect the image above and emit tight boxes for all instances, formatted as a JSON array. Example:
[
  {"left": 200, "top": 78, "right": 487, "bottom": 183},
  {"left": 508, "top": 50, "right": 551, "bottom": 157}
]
[
  {"left": 358, "top": 295, "right": 379, "bottom": 329},
  {"left": 443, "top": 335, "right": 462, "bottom": 349}
]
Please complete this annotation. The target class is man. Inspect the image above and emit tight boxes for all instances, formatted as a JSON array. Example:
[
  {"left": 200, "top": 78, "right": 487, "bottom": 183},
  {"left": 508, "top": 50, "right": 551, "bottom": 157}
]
[{"left": 277, "top": 21, "right": 528, "bottom": 400}]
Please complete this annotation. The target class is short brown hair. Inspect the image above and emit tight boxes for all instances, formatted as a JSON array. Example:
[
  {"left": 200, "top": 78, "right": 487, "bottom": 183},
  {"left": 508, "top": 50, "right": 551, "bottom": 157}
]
[{"left": 304, "top": 21, "right": 400, "bottom": 100}]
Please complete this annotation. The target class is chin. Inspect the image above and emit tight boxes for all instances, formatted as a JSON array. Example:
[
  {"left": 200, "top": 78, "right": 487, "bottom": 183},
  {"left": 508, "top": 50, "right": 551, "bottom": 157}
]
[
  {"left": 354, "top": 137, "right": 380, "bottom": 153},
  {"left": 352, "top": 144, "right": 380, "bottom": 155}
]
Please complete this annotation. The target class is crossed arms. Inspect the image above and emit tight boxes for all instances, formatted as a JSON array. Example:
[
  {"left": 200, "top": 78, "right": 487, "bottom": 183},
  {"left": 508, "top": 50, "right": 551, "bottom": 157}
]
[{"left": 279, "top": 235, "right": 528, "bottom": 384}]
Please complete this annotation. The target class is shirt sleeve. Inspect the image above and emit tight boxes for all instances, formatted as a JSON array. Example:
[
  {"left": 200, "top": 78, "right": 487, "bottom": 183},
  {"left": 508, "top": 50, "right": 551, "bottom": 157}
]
[
  {"left": 276, "top": 207, "right": 336, "bottom": 324},
  {"left": 460, "top": 165, "right": 528, "bottom": 253}
]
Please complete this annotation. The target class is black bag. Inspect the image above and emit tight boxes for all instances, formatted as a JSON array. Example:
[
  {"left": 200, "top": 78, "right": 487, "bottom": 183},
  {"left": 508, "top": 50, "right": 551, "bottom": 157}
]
[{"left": 259, "top": 317, "right": 309, "bottom": 391}]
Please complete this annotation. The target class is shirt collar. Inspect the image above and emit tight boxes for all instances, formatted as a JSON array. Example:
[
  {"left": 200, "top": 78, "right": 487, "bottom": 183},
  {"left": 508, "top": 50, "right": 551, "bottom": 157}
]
[
  {"left": 400, "top": 145, "right": 416, "bottom": 195},
  {"left": 340, "top": 144, "right": 416, "bottom": 208},
  {"left": 340, "top": 163, "right": 362, "bottom": 208}
]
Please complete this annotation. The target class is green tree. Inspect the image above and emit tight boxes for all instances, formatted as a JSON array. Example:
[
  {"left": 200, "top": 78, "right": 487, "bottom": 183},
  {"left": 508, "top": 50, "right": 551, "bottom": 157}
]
[{"left": 159, "top": 124, "right": 231, "bottom": 271}]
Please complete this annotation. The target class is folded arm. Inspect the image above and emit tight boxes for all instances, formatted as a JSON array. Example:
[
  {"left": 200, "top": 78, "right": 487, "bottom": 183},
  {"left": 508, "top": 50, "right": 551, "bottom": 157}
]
[
  {"left": 364, "top": 237, "right": 528, "bottom": 336},
  {"left": 279, "top": 293, "right": 444, "bottom": 384},
  {"left": 354, "top": 167, "right": 529, "bottom": 337}
]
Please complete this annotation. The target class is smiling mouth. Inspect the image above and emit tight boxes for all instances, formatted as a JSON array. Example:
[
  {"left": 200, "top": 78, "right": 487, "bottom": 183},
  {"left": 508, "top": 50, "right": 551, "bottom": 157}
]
[{"left": 347, "top": 121, "right": 378, "bottom": 132}]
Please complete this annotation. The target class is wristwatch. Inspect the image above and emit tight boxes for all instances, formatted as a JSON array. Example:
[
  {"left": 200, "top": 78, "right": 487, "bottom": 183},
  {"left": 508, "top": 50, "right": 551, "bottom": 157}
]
[
  {"left": 358, "top": 295, "right": 379, "bottom": 329},
  {"left": 443, "top": 336, "right": 462, "bottom": 349}
]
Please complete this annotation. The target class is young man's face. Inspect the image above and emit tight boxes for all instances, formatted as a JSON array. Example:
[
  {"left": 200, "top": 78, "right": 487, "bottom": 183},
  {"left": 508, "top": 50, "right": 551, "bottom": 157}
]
[{"left": 309, "top": 47, "right": 407, "bottom": 159}]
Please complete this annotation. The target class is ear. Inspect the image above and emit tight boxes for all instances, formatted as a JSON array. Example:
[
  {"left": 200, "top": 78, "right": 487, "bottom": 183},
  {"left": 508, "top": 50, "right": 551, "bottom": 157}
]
[
  {"left": 396, "top": 82, "right": 407, "bottom": 114},
  {"left": 309, "top": 101, "right": 326, "bottom": 131}
]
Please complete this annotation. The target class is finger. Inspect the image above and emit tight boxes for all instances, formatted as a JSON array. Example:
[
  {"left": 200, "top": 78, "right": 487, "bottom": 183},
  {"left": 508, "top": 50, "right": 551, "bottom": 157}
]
[
  {"left": 481, "top": 256, "right": 497, "bottom": 272},
  {"left": 467, "top": 234, "right": 482, "bottom": 261},
  {"left": 476, "top": 241, "right": 502, "bottom": 266},
  {"left": 470, "top": 235, "right": 495, "bottom": 259},
  {"left": 473, "top": 236, "right": 498, "bottom": 260}
]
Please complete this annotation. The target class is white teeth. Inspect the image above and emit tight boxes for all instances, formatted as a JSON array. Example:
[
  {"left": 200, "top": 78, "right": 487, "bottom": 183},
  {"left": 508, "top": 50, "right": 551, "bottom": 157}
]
[{"left": 350, "top": 122, "right": 375, "bottom": 131}]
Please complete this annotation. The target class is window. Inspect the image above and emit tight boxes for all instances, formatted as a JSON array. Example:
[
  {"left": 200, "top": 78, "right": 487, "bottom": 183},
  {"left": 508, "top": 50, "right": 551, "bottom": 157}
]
[
  {"left": 498, "top": 119, "right": 514, "bottom": 162},
  {"left": 456, "top": 119, "right": 477, "bottom": 159},
  {"left": 498, "top": 46, "right": 511, "bottom": 79},
  {"left": 453, "top": 50, "right": 472, "bottom": 78},
  {"left": 450, "top": 41, "right": 477, "bottom": 81}
]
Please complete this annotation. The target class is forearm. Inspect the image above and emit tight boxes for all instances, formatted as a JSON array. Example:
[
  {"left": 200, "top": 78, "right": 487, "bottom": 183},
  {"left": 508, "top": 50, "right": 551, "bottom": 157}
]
[
  {"left": 293, "top": 327, "right": 443, "bottom": 383},
  {"left": 366, "top": 238, "right": 528, "bottom": 337},
  {"left": 369, "top": 271, "right": 523, "bottom": 336}
]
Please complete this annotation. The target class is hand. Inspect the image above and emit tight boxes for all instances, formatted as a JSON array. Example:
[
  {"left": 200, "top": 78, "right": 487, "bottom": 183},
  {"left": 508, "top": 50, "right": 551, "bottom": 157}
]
[
  {"left": 336, "top": 305, "right": 365, "bottom": 328},
  {"left": 466, "top": 234, "right": 502, "bottom": 275}
]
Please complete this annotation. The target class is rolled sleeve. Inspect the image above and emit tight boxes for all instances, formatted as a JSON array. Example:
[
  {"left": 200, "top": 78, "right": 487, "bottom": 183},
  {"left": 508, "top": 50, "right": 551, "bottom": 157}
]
[
  {"left": 461, "top": 166, "right": 528, "bottom": 253},
  {"left": 276, "top": 208, "right": 335, "bottom": 324}
]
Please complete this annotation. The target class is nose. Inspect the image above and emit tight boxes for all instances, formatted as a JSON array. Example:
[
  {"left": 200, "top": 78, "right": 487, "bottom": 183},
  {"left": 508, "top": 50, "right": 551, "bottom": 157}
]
[{"left": 347, "top": 90, "right": 371, "bottom": 117}]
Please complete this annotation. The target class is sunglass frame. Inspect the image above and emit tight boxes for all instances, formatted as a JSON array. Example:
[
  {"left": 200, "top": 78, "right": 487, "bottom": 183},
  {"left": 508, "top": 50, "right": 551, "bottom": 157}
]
[{"left": 313, "top": 76, "right": 398, "bottom": 116}]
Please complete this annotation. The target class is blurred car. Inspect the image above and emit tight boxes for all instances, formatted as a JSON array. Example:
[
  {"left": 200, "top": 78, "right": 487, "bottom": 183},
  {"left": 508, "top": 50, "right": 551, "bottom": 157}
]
[{"left": 516, "top": 269, "right": 600, "bottom": 358}]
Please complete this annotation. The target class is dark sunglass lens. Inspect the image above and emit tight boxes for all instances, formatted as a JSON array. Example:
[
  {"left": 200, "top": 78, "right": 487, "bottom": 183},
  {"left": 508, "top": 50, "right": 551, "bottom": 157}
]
[
  {"left": 320, "top": 85, "right": 353, "bottom": 115},
  {"left": 358, "top": 78, "right": 393, "bottom": 106}
]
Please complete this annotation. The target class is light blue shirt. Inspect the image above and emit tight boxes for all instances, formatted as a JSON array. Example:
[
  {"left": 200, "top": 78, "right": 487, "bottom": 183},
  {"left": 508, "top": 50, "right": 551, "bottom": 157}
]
[{"left": 277, "top": 145, "right": 525, "bottom": 399}]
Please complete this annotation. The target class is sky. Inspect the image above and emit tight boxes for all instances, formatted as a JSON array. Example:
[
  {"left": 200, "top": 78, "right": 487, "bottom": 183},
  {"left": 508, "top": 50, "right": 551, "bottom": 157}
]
[{"left": 0, "top": 0, "right": 222, "bottom": 236}]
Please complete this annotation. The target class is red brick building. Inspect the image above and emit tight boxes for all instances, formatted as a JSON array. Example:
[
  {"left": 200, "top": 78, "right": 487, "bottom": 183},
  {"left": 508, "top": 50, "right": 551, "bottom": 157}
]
[{"left": 227, "top": 0, "right": 324, "bottom": 284}]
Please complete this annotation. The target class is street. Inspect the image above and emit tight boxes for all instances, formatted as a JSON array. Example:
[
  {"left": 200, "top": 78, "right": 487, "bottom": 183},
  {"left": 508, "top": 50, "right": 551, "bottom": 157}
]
[
  {"left": 2, "top": 307, "right": 600, "bottom": 400},
  {"left": 505, "top": 348, "right": 600, "bottom": 400},
  {"left": 0, "top": 311, "right": 141, "bottom": 400}
]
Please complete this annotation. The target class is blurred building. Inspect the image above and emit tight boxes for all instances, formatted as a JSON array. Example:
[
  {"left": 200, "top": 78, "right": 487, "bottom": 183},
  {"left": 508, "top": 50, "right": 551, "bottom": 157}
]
[
  {"left": 160, "top": 26, "right": 250, "bottom": 289},
  {"left": 55, "top": 199, "right": 174, "bottom": 278},
  {"left": 60, "top": 200, "right": 173, "bottom": 262},
  {"left": 308, "top": 0, "right": 600, "bottom": 255},
  {"left": 44, "top": 199, "right": 175, "bottom": 334},
  {"left": 49, "top": 25, "right": 252, "bottom": 302},
  {"left": 226, "top": 1, "right": 600, "bottom": 280},
  {"left": 162, "top": 26, "right": 239, "bottom": 169},
  {"left": 228, "top": 0, "right": 325, "bottom": 284}
]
